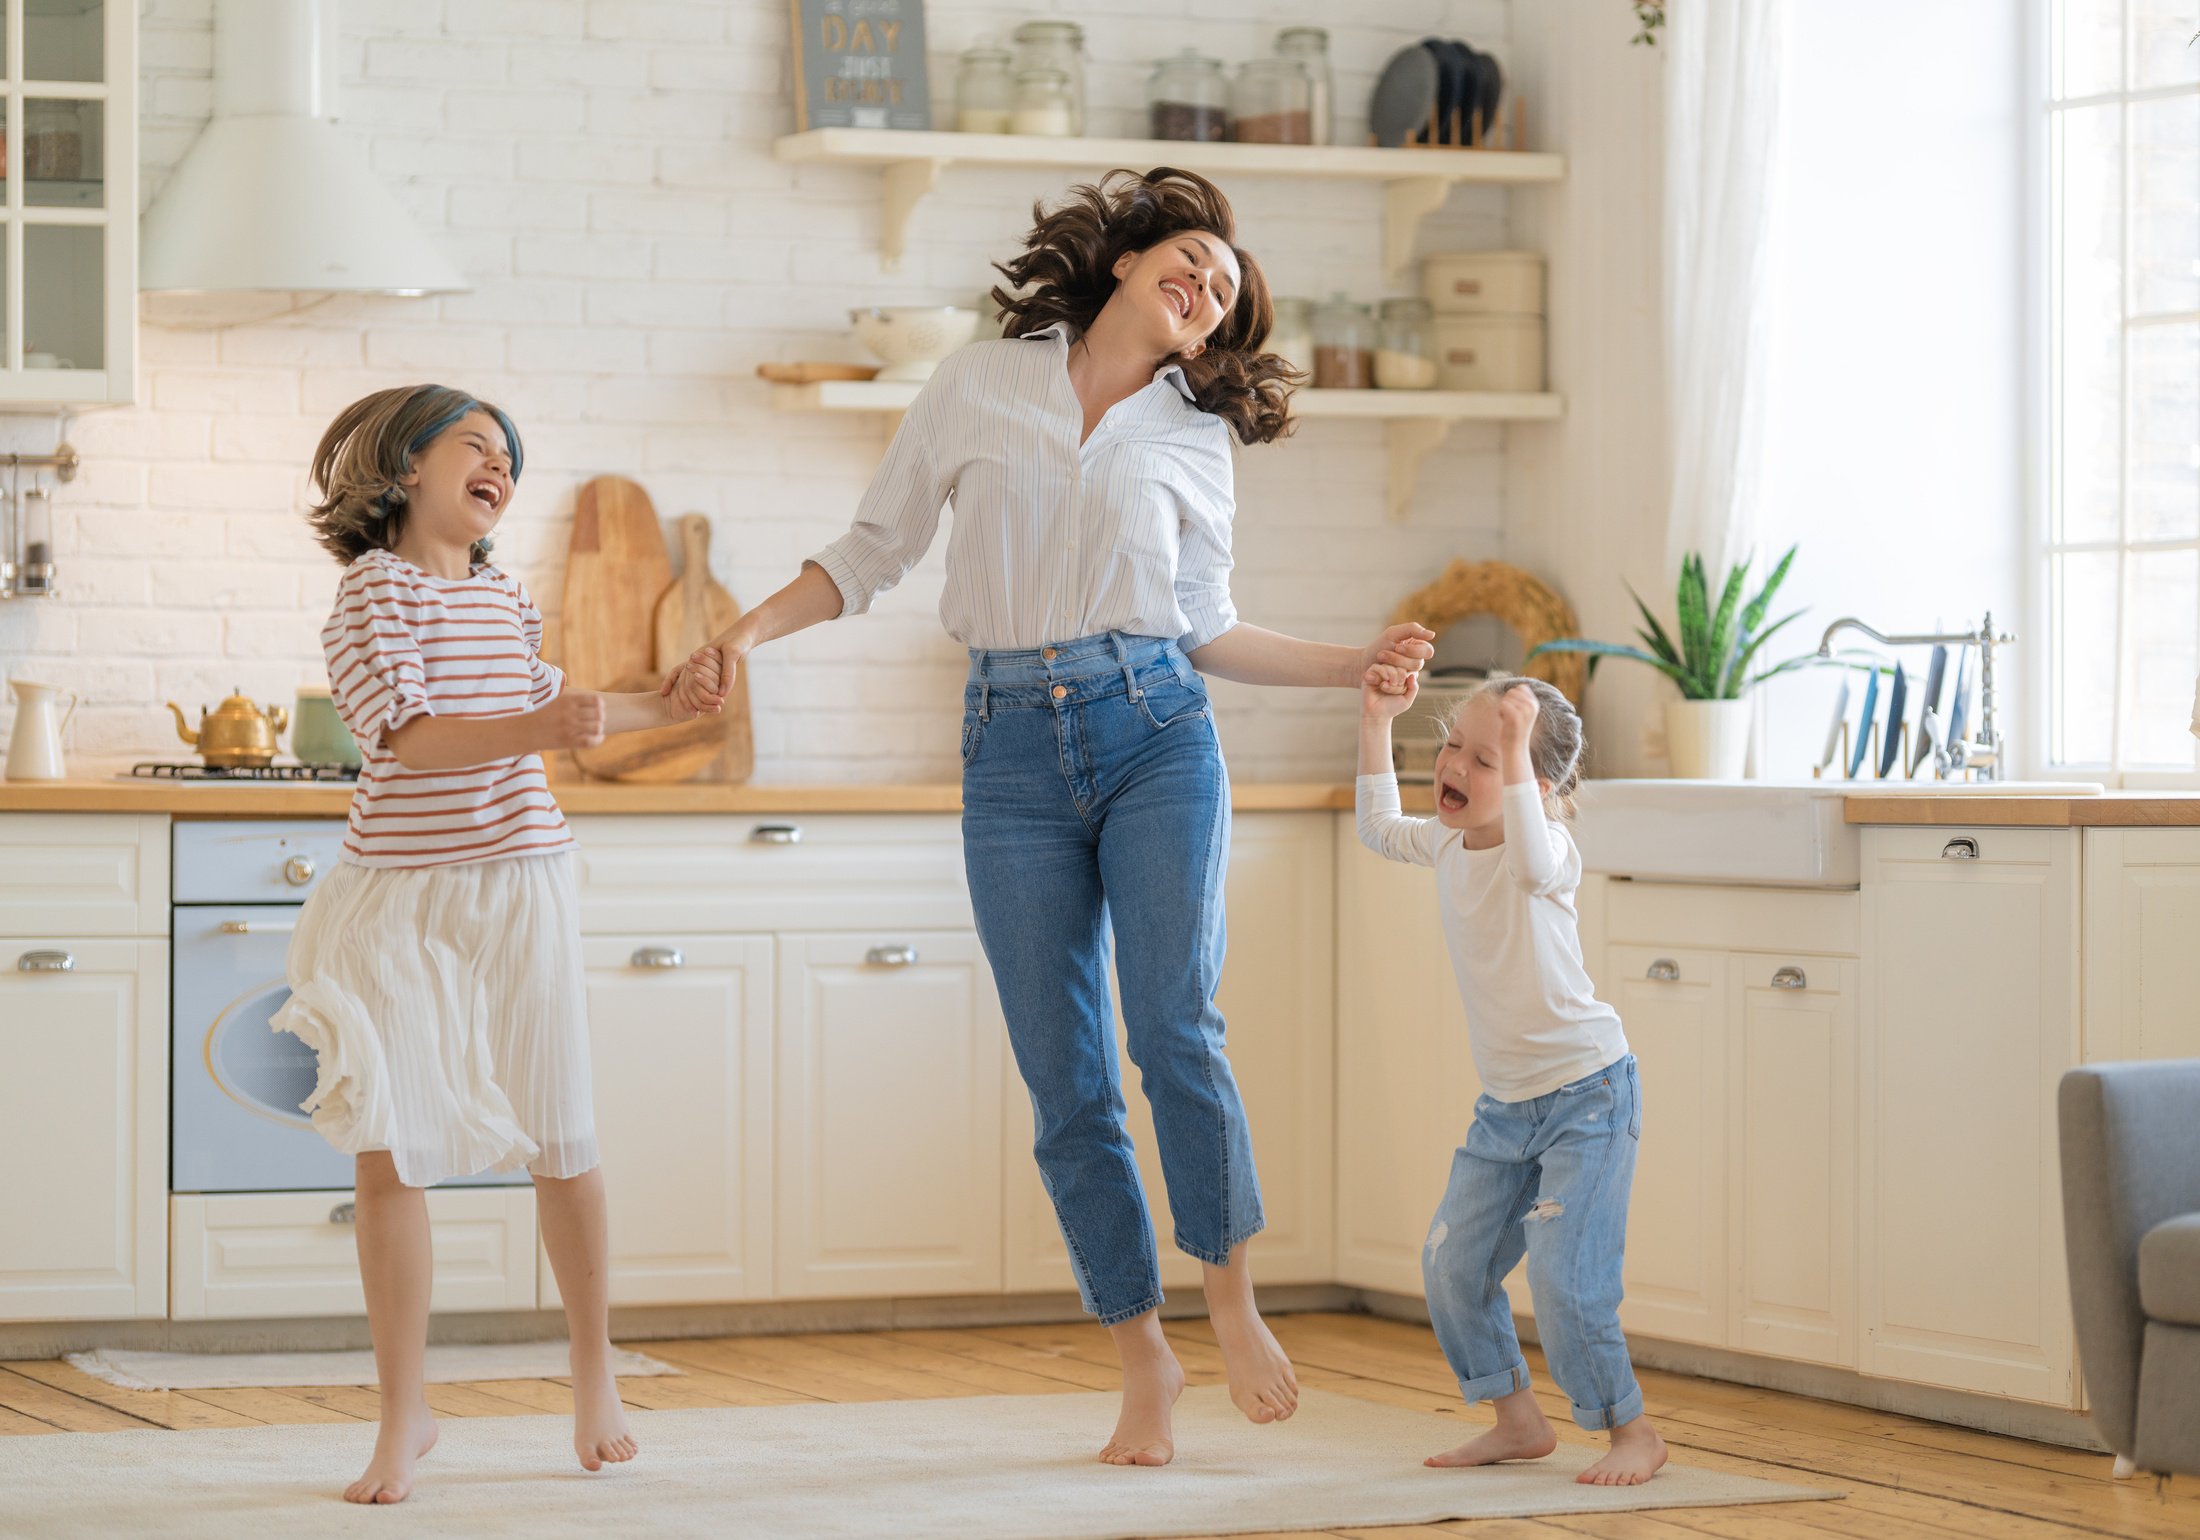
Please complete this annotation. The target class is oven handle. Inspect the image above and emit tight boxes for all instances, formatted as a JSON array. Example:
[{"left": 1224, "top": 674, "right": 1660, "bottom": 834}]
[{"left": 219, "top": 920, "right": 297, "bottom": 936}]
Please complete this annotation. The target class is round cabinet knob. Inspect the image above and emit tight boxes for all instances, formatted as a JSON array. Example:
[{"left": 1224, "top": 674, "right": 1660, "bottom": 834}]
[
  {"left": 1645, "top": 958, "right": 1680, "bottom": 983},
  {"left": 283, "top": 855, "right": 317, "bottom": 886}
]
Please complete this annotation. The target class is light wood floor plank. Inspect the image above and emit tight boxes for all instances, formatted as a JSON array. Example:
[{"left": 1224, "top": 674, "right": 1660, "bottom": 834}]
[
  {"left": 178, "top": 1386, "right": 363, "bottom": 1425},
  {"left": 0, "top": 1367, "right": 154, "bottom": 1432},
  {"left": 0, "top": 1359, "right": 258, "bottom": 1431}
]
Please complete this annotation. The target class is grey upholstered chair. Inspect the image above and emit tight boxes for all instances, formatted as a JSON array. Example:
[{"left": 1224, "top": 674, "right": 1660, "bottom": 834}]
[{"left": 2060, "top": 1060, "right": 2200, "bottom": 1479}]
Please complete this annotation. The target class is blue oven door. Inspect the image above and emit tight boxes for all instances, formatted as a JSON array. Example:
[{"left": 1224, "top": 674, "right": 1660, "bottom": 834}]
[{"left": 171, "top": 905, "right": 526, "bottom": 1192}]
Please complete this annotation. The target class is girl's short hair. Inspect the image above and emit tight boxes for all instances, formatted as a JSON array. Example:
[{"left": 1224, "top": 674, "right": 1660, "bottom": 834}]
[
  {"left": 307, "top": 385, "right": 523, "bottom": 567},
  {"left": 1446, "top": 674, "right": 1588, "bottom": 819},
  {"left": 989, "top": 167, "right": 1297, "bottom": 447}
]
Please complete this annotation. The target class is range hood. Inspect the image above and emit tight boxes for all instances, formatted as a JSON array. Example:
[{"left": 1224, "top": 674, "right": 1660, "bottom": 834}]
[{"left": 140, "top": 0, "right": 466, "bottom": 295}]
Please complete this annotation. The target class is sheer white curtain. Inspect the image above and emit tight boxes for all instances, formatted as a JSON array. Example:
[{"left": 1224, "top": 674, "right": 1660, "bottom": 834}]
[{"left": 1663, "top": 0, "right": 1787, "bottom": 578}]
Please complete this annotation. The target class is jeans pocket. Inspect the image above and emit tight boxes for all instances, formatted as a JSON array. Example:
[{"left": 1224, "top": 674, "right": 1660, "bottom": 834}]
[
  {"left": 960, "top": 710, "right": 985, "bottom": 768},
  {"left": 1626, "top": 1059, "right": 1642, "bottom": 1139},
  {"left": 1134, "top": 675, "right": 1210, "bottom": 732}
]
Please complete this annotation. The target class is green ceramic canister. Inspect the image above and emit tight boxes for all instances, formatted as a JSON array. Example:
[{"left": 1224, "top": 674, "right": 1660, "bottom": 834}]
[{"left": 291, "top": 687, "right": 359, "bottom": 767}]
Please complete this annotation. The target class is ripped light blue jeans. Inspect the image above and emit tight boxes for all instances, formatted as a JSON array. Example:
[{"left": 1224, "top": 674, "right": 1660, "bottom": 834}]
[{"left": 1423, "top": 1055, "right": 1644, "bottom": 1431}]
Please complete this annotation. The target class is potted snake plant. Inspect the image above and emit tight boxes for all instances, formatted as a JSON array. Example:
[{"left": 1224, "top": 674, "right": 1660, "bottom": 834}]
[{"left": 1528, "top": 546, "right": 1825, "bottom": 779}]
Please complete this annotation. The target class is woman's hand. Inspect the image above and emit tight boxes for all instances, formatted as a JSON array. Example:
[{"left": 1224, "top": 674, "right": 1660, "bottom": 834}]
[
  {"left": 1361, "top": 664, "right": 1419, "bottom": 720},
  {"left": 659, "top": 632, "right": 741, "bottom": 716},
  {"left": 1360, "top": 622, "right": 1437, "bottom": 682}
]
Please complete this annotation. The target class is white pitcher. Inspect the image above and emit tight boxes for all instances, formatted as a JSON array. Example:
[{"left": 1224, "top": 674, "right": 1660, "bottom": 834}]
[{"left": 5, "top": 679, "right": 78, "bottom": 781}]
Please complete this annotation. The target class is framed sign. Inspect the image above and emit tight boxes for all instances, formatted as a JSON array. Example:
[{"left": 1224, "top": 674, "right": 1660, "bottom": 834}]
[{"left": 789, "top": 0, "right": 932, "bottom": 131}]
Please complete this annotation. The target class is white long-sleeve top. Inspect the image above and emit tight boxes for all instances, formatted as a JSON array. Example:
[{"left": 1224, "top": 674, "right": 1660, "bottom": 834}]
[
  {"left": 1356, "top": 772, "right": 1629, "bottom": 1102},
  {"left": 808, "top": 323, "right": 1240, "bottom": 651}
]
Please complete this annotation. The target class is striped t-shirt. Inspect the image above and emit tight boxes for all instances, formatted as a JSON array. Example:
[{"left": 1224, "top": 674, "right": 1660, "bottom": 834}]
[{"left": 322, "top": 549, "right": 574, "bottom": 869}]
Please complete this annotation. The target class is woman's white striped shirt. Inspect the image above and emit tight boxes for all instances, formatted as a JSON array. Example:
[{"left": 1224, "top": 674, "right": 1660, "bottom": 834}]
[{"left": 810, "top": 323, "right": 1241, "bottom": 651}]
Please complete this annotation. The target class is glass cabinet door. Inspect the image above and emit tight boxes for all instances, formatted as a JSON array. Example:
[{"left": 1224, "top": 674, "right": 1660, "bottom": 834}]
[{"left": 4, "top": 0, "right": 134, "bottom": 404}]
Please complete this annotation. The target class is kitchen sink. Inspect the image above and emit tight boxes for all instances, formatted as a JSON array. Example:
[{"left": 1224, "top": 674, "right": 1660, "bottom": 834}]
[{"left": 1572, "top": 779, "right": 2105, "bottom": 888}]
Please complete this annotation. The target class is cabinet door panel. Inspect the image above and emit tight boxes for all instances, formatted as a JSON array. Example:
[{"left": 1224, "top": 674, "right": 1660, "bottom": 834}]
[{"left": 2082, "top": 829, "right": 2200, "bottom": 1062}]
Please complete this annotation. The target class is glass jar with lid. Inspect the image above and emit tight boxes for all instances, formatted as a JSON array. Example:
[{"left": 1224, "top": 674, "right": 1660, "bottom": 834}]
[
  {"left": 1012, "top": 21, "right": 1086, "bottom": 136},
  {"left": 1147, "top": 50, "right": 1229, "bottom": 141},
  {"left": 1274, "top": 28, "right": 1333, "bottom": 146},
  {"left": 1266, "top": 297, "right": 1315, "bottom": 380},
  {"left": 1312, "top": 294, "right": 1375, "bottom": 389},
  {"left": 1375, "top": 297, "right": 1438, "bottom": 389},
  {"left": 955, "top": 41, "right": 1016, "bottom": 134},
  {"left": 1011, "top": 68, "right": 1076, "bottom": 137},
  {"left": 1230, "top": 58, "right": 1312, "bottom": 145}
]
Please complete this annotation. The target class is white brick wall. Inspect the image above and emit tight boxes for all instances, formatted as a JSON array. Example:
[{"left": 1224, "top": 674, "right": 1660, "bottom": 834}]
[{"left": 1, "top": 0, "right": 1518, "bottom": 783}]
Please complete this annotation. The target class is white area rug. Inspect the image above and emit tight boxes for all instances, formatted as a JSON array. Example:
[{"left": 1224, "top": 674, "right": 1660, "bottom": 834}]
[
  {"left": 61, "top": 1342, "right": 677, "bottom": 1391},
  {"left": 0, "top": 1385, "right": 1836, "bottom": 1540}
]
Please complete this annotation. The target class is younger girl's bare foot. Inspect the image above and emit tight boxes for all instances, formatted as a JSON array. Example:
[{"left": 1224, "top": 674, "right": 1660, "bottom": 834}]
[
  {"left": 569, "top": 1350, "right": 638, "bottom": 1472},
  {"left": 1426, "top": 1384, "right": 1556, "bottom": 1468},
  {"left": 1577, "top": 1416, "right": 1666, "bottom": 1485},
  {"left": 1099, "top": 1343, "right": 1185, "bottom": 1466},
  {"left": 344, "top": 1401, "right": 437, "bottom": 1504},
  {"left": 1208, "top": 1299, "right": 1299, "bottom": 1424}
]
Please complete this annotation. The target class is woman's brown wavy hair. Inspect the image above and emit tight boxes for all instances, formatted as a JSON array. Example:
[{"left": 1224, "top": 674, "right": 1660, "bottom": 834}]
[{"left": 990, "top": 167, "right": 1299, "bottom": 446}]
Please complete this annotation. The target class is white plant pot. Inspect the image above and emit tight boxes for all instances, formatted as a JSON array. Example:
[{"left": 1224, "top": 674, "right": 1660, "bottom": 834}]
[{"left": 1664, "top": 698, "right": 1752, "bottom": 780}]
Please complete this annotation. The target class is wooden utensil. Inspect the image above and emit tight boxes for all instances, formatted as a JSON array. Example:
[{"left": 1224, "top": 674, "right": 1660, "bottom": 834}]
[
  {"left": 651, "top": 513, "right": 753, "bottom": 783},
  {"left": 561, "top": 476, "right": 721, "bottom": 782},
  {"left": 755, "top": 361, "right": 881, "bottom": 383}
]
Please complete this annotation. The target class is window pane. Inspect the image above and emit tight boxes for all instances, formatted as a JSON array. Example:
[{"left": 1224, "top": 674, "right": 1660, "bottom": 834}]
[
  {"left": 2130, "top": 93, "right": 2198, "bottom": 316},
  {"left": 2126, "top": 548, "right": 2199, "bottom": 765},
  {"left": 23, "top": 99, "right": 103, "bottom": 210},
  {"left": 2133, "top": 1, "right": 2200, "bottom": 88},
  {"left": 2057, "top": 0, "right": 2124, "bottom": 98},
  {"left": 24, "top": 0, "right": 102, "bottom": 85},
  {"left": 2057, "top": 104, "right": 2125, "bottom": 544},
  {"left": 2054, "top": 550, "right": 2120, "bottom": 763},
  {"left": 24, "top": 224, "right": 104, "bottom": 371},
  {"left": 2130, "top": 322, "right": 2200, "bottom": 540}
]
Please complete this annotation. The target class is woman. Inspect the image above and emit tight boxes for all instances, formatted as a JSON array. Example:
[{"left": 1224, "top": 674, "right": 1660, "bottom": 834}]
[{"left": 675, "top": 168, "right": 1433, "bottom": 1466}]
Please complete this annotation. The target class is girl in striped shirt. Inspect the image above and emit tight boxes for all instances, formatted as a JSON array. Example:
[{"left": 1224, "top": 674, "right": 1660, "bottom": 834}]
[{"left": 273, "top": 385, "right": 710, "bottom": 1505}]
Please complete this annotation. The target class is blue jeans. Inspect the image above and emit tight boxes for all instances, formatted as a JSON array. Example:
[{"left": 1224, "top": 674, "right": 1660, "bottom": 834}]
[
  {"left": 961, "top": 632, "right": 1263, "bottom": 1326},
  {"left": 1424, "top": 1055, "right": 1645, "bottom": 1431}
]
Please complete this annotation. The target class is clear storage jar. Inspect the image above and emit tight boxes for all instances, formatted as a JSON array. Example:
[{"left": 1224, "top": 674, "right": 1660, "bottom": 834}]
[
  {"left": 1147, "top": 50, "right": 1229, "bottom": 142},
  {"left": 1230, "top": 58, "right": 1312, "bottom": 144},
  {"left": 1012, "top": 21, "right": 1086, "bottom": 136},
  {"left": 1266, "top": 297, "right": 1315, "bottom": 379},
  {"left": 1274, "top": 28, "right": 1333, "bottom": 146},
  {"left": 1311, "top": 294, "right": 1374, "bottom": 389},
  {"left": 1375, "top": 297, "right": 1438, "bottom": 389},
  {"left": 955, "top": 42, "right": 1015, "bottom": 134},
  {"left": 1011, "top": 68, "right": 1076, "bottom": 137}
]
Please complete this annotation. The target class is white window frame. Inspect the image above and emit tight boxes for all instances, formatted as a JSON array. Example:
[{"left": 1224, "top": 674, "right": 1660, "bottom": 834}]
[{"left": 2035, "top": 1, "right": 2200, "bottom": 788}]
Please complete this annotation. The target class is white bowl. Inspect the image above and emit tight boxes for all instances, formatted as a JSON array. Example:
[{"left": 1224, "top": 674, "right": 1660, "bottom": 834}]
[{"left": 849, "top": 306, "right": 981, "bottom": 382}]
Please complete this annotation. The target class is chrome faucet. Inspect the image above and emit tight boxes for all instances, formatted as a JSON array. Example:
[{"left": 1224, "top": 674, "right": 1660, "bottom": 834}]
[{"left": 1815, "top": 613, "right": 2016, "bottom": 780}]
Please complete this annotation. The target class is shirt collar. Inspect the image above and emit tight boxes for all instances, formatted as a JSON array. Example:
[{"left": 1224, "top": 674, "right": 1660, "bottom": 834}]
[{"left": 1024, "top": 321, "right": 1198, "bottom": 404}]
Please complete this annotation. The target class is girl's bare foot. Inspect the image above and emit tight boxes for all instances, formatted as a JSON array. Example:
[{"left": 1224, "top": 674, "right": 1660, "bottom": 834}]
[
  {"left": 1577, "top": 1416, "right": 1667, "bottom": 1485},
  {"left": 1201, "top": 1245, "right": 1300, "bottom": 1424},
  {"left": 344, "top": 1401, "right": 437, "bottom": 1504},
  {"left": 570, "top": 1347, "right": 638, "bottom": 1472},
  {"left": 1100, "top": 1347, "right": 1185, "bottom": 1466},
  {"left": 1426, "top": 1383, "right": 1556, "bottom": 1468}
]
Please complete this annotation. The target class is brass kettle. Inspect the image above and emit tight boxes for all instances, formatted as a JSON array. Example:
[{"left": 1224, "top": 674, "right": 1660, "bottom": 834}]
[{"left": 168, "top": 690, "right": 289, "bottom": 768}]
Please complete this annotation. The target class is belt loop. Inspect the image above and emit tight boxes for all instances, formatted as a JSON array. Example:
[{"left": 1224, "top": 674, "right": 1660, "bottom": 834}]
[
  {"left": 1110, "top": 631, "right": 1141, "bottom": 701},
  {"left": 976, "top": 650, "right": 992, "bottom": 721}
]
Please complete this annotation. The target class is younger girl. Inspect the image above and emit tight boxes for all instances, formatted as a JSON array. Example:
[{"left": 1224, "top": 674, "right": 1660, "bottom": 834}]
[
  {"left": 275, "top": 385, "right": 709, "bottom": 1505},
  {"left": 1356, "top": 669, "right": 1667, "bottom": 1486}
]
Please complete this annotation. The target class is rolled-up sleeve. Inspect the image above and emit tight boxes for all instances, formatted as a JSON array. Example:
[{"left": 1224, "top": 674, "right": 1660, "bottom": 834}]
[
  {"left": 324, "top": 564, "right": 432, "bottom": 746},
  {"left": 1173, "top": 420, "right": 1239, "bottom": 652},
  {"left": 809, "top": 371, "right": 954, "bottom": 617}
]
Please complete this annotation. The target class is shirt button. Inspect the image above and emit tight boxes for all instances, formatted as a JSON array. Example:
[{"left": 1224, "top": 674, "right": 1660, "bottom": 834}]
[{"left": 1052, "top": 684, "right": 1068, "bottom": 700}]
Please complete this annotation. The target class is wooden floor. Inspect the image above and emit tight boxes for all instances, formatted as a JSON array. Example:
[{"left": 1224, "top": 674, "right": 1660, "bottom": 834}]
[{"left": 1, "top": 1310, "right": 2191, "bottom": 1539}]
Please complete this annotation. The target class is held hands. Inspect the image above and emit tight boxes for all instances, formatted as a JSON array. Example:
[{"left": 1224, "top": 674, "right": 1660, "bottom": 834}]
[
  {"left": 1361, "top": 664, "right": 1419, "bottom": 720},
  {"left": 534, "top": 690, "right": 607, "bottom": 750},
  {"left": 660, "top": 642, "right": 730, "bottom": 718},
  {"left": 1361, "top": 622, "right": 1437, "bottom": 681}
]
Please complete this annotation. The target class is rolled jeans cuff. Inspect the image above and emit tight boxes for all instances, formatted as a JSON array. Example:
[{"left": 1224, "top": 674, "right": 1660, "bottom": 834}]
[
  {"left": 1455, "top": 1360, "right": 1532, "bottom": 1407},
  {"left": 1570, "top": 1384, "right": 1645, "bottom": 1432}
]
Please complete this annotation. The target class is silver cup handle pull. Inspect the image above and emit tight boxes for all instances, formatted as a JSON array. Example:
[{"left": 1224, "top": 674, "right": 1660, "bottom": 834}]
[
  {"left": 630, "top": 946, "right": 685, "bottom": 970},
  {"left": 867, "top": 945, "right": 920, "bottom": 968},
  {"left": 220, "top": 919, "right": 297, "bottom": 936},
  {"left": 1941, "top": 837, "right": 1980, "bottom": 860},
  {"left": 16, "top": 950, "right": 74, "bottom": 973},
  {"left": 1771, "top": 965, "right": 1808, "bottom": 991},
  {"left": 750, "top": 825, "right": 802, "bottom": 845},
  {"left": 328, "top": 1202, "right": 356, "bottom": 1225},
  {"left": 1645, "top": 957, "right": 1680, "bottom": 983}
]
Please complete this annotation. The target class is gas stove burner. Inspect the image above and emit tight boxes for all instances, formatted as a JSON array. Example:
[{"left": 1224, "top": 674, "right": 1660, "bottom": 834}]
[{"left": 130, "top": 762, "right": 360, "bottom": 782}]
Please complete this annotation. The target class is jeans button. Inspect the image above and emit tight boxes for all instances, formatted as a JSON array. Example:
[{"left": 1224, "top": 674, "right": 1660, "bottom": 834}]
[
  {"left": 1042, "top": 647, "right": 1057, "bottom": 660},
  {"left": 1052, "top": 684, "right": 1067, "bottom": 700}
]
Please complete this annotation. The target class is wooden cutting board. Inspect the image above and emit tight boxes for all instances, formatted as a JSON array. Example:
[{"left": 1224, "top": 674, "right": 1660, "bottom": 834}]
[
  {"left": 561, "top": 476, "right": 722, "bottom": 783},
  {"left": 651, "top": 513, "right": 754, "bottom": 782}
]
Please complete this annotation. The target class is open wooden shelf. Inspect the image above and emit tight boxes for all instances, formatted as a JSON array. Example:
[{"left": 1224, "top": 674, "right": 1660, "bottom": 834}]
[
  {"left": 771, "top": 127, "right": 1565, "bottom": 281},
  {"left": 770, "top": 378, "right": 1564, "bottom": 519}
]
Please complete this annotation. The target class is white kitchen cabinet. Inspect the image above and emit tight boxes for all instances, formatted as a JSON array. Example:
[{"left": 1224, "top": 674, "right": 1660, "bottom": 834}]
[
  {"left": 1860, "top": 826, "right": 2079, "bottom": 1406},
  {"left": 1003, "top": 813, "right": 1336, "bottom": 1298},
  {"left": 775, "top": 931, "right": 1004, "bottom": 1298},
  {"left": 2081, "top": 828, "right": 2200, "bottom": 1063},
  {"left": 0, "top": 0, "right": 136, "bottom": 403},
  {"left": 171, "top": 1188, "right": 538, "bottom": 1320},
  {"left": 0, "top": 813, "right": 167, "bottom": 935},
  {"left": 0, "top": 937, "right": 166, "bottom": 1320},
  {"left": 540, "top": 935, "right": 775, "bottom": 1310}
]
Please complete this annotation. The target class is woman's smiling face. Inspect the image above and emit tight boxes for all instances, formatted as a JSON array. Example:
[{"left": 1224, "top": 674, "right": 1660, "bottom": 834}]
[{"left": 1110, "top": 229, "right": 1242, "bottom": 360}]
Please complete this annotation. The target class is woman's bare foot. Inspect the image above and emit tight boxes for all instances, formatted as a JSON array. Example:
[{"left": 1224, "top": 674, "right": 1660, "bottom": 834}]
[
  {"left": 1101, "top": 1314, "right": 1186, "bottom": 1466},
  {"left": 1201, "top": 1246, "right": 1299, "bottom": 1424},
  {"left": 1577, "top": 1416, "right": 1667, "bottom": 1485},
  {"left": 1426, "top": 1383, "right": 1556, "bottom": 1468},
  {"left": 344, "top": 1401, "right": 437, "bottom": 1504},
  {"left": 570, "top": 1347, "right": 638, "bottom": 1472}
]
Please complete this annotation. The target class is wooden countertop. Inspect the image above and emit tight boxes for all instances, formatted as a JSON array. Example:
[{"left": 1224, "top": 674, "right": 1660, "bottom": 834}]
[
  {"left": 1844, "top": 792, "right": 2200, "bottom": 827},
  {"left": 0, "top": 776, "right": 1364, "bottom": 817}
]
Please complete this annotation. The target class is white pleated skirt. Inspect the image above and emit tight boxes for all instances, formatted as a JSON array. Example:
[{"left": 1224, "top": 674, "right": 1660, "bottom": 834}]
[{"left": 270, "top": 851, "right": 599, "bottom": 1189}]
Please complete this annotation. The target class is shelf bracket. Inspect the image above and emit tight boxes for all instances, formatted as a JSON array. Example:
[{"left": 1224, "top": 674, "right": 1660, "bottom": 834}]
[
  {"left": 1385, "top": 417, "right": 1451, "bottom": 521},
  {"left": 880, "top": 159, "right": 946, "bottom": 271},
  {"left": 1382, "top": 176, "right": 1452, "bottom": 285}
]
